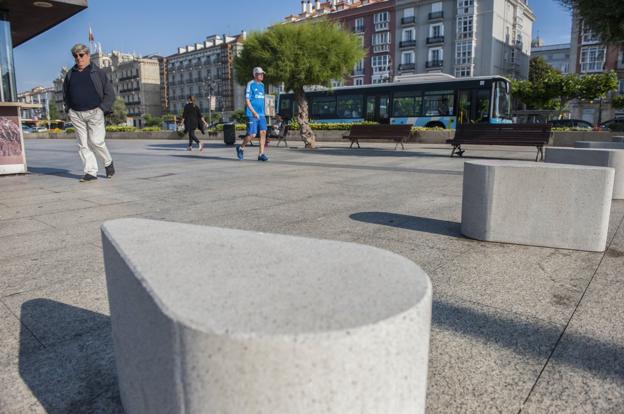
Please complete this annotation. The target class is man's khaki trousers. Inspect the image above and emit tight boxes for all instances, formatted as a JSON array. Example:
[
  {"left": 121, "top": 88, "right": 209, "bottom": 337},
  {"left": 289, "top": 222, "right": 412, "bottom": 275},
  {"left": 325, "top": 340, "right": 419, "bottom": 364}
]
[{"left": 68, "top": 108, "right": 112, "bottom": 176}]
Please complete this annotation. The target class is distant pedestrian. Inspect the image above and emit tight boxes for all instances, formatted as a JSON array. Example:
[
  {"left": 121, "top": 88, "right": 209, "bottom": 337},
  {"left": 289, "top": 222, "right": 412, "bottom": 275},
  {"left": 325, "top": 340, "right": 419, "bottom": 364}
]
[
  {"left": 63, "top": 43, "right": 116, "bottom": 182},
  {"left": 181, "top": 96, "right": 204, "bottom": 151},
  {"left": 236, "top": 67, "right": 268, "bottom": 161}
]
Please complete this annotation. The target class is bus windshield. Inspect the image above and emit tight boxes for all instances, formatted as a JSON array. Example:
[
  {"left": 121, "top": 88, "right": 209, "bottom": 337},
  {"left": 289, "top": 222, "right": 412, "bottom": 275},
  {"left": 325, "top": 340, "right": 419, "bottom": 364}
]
[{"left": 493, "top": 80, "right": 511, "bottom": 120}]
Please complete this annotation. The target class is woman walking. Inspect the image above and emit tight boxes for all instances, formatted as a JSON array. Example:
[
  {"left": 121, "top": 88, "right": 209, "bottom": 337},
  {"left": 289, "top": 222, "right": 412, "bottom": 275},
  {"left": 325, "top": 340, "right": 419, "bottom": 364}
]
[{"left": 181, "top": 96, "right": 205, "bottom": 151}]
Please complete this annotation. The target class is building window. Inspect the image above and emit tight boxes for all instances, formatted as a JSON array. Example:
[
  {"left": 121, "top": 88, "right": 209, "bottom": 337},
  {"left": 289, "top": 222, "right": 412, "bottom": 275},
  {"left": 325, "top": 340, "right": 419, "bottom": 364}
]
[
  {"left": 458, "top": 0, "right": 473, "bottom": 7},
  {"left": 403, "top": 8, "right": 414, "bottom": 18},
  {"left": 374, "top": 11, "right": 389, "bottom": 31},
  {"left": 456, "top": 15, "right": 473, "bottom": 39},
  {"left": 401, "top": 51, "right": 415, "bottom": 65},
  {"left": 430, "top": 23, "right": 444, "bottom": 38},
  {"left": 354, "top": 17, "right": 364, "bottom": 32},
  {"left": 432, "top": 2, "right": 442, "bottom": 12},
  {"left": 618, "top": 80, "right": 624, "bottom": 95},
  {"left": 580, "top": 46, "right": 606, "bottom": 72},
  {"left": 429, "top": 48, "right": 443, "bottom": 62},
  {"left": 373, "top": 32, "right": 390, "bottom": 45},
  {"left": 354, "top": 78, "right": 364, "bottom": 86},
  {"left": 372, "top": 54, "right": 391, "bottom": 72},
  {"left": 581, "top": 21, "right": 600, "bottom": 44},
  {"left": 455, "top": 40, "right": 473, "bottom": 65},
  {"left": 402, "top": 28, "right": 415, "bottom": 41},
  {"left": 455, "top": 67, "right": 472, "bottom": 77}
]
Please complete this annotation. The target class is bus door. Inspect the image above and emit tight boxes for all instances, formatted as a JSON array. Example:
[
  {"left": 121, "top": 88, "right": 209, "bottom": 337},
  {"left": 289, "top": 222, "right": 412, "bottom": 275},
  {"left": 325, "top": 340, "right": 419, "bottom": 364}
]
[
  {"left": 457, "top": 90, "right": 474, "bottom": 124},
  {"left": 364, "top": 95, "right": 390, "bottom": 124}
]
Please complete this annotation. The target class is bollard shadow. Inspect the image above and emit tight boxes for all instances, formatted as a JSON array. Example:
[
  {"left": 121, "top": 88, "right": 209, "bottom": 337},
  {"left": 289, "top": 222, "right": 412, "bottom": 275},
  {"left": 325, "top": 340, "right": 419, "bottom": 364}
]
[
  {"left": 350, "top": 212, "right": 462, "bottom": 237},
  {"left": 432, "top": 299, "right": 624, "bottom": 382},
  {"left": 18, "top": 299, "right": 123, "bottom": 413},
  {"left": 27, "top": 166, "right": 83, "bottom": 180}
]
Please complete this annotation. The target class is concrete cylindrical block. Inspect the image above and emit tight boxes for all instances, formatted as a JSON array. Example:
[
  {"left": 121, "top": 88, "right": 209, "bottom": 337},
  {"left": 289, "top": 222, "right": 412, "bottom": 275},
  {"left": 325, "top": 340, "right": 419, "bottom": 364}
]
[
  {"left": 546, "top": 147, "right": 624, "bottom": 199},
  {"left": 102, "top": 219, "right": 432, "bottom": 414},
  {"left": 461, "top": 160, "right": 613, "bottom": 252}
]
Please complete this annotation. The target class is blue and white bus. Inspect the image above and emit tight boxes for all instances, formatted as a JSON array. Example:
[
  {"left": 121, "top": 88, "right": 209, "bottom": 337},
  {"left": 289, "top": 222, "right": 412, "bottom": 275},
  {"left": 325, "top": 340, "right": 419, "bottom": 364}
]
[{"left": 277, "top": 74, "right": 512, "bottom": 128}]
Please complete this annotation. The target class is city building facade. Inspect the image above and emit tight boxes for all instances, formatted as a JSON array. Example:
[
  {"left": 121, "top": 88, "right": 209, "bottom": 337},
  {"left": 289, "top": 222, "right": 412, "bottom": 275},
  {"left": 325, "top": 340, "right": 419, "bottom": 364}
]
[
  {"left": 285, "top": 0, "right": 534, "bottom": 86},
  {"left": 17, "top": 86, "right": 54, "bottom": 121},
  {"left": 530, "top": 39, "right": 570, "bottom": 74},
  {"left": 166, "top": 33, "right": 246, "bottom": 118},
  {"left": 568, "top": 11, "right": 624, "bottom": 123}
]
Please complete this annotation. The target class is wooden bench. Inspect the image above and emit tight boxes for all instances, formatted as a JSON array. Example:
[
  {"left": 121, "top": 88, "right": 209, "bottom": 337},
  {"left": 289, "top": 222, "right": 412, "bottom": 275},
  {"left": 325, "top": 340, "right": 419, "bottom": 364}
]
[
  {"left": 343, "top": 125, "right": 414, "bottom": 150},
  {"left": 447, "top": 124, "right": 552, "bottom": 161}
]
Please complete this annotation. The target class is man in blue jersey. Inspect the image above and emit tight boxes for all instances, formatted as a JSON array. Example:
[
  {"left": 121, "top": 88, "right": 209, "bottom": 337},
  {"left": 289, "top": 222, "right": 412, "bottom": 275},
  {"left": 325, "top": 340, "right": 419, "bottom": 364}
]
[{"left": 236, "top": 67, "right": 268, "bottom": 161}]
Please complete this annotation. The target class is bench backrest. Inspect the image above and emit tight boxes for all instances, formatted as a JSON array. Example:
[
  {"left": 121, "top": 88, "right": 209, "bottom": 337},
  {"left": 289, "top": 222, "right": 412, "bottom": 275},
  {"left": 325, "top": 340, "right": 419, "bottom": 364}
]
[
  {"left": 454, "top": 123, "right": 551, "bottom": 144},
  {"left": 348, "top": 124, "right": 413, "bottom": 138}
]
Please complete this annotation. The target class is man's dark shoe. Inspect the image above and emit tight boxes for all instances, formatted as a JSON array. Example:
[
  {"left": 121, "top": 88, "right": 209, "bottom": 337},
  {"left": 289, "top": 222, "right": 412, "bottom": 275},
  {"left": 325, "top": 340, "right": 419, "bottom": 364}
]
[
  {"left": 105, "top": 162, "right": 115, "bottom": 178},
  {"left": 80, "top": 174, "right": 97, "bottom": 183}
]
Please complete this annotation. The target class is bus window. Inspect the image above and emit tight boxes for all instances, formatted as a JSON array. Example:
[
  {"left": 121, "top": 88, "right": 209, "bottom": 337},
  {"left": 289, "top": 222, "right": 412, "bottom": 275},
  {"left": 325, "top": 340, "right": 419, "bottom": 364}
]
[
  {"left": 476, "top": 90, "right": 490, "bottom": 122},
  {"left": 279, "top": 97, "right": 292, "bottom": 119},
  {"left": 365, "top": 96, "right": 375, "bottom": 121},
  {"left": 423, "top": 90, "right": 454, "bottom": 117},
  {"left": 392, "top": 92, "right": 422, "bottom": 117},
  {"left": 379, "top": 96, "right": 389, "bottom": 122},
  {"left": 310, "top": 96, "right": 336, "bottom": 118},
  {"left": 336, "top": 95, "right": 363, "bottom": 118},
  {"left": 493, "top": 81, "right": 511, "bottom": 120},
  {"left": 458, "top": 90, "right": 472, "bottom": 124}
]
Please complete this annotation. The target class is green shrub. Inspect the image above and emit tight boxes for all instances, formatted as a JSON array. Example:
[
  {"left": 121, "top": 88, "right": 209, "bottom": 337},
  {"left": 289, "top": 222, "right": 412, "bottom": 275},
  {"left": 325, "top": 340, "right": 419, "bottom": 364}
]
[
  {"left": 106, "top": 125, "right": 136, "bottom": 132},
  {"left": 65, "top": 127, "right": 76, "bottom": 134},
  {"left": 141, "top": 126, "right": 161, "bottom": 132}
]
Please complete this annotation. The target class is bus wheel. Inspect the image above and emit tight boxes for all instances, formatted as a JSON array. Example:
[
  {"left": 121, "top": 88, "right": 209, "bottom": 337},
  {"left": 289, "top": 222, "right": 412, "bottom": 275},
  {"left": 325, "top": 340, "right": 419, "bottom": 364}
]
[{"left": 425, "top": 121, "right": 445, "bottom": 129}]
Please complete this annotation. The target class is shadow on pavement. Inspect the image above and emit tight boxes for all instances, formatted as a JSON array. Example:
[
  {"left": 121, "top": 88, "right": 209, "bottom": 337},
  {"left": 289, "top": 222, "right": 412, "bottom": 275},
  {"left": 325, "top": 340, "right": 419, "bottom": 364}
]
[
  {"left": 350, "top": 212, "right": 463, "bottom": 237},
  {"left": 147, "top": 142, "right": 228, "bottom": 151},
  {"left": 18, "top": 299, "right": 123, "bottom": 414},
  {"left": 305, "top": 146, "right": 530, "bottom": 161},
  {"left": 27, "top": 166, "right": 83, "bottom": 180}
]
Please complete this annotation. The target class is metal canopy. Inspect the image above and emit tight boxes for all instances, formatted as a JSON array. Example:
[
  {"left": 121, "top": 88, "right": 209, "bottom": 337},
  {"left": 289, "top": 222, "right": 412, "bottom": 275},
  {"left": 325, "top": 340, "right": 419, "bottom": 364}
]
[{"left": 0, "top": 0, "right": 88, "bottom": 47}]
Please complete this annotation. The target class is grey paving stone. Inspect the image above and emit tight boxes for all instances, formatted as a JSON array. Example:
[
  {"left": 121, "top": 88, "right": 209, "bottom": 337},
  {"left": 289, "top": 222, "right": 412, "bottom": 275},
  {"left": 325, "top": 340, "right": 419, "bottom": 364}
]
[
  {"left": 0, "top": 217, "right": 53, "bottom": 237},
  {"left": 426, "top": 294, "right": 562, "bottom": 414}
]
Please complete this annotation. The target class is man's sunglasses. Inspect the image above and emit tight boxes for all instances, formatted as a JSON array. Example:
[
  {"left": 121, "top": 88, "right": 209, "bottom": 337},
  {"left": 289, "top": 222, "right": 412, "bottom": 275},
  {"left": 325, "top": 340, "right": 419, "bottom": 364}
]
[{"left": 73, "top": 53, "right": 87, "bottom": 58}]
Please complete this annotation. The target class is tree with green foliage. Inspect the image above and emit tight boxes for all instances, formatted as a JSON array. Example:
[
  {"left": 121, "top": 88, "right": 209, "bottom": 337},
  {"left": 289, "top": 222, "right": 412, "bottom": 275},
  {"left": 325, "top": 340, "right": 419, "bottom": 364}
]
[
  {"left": 48, "top": 101, "right": 60, "bottom": 120},
  {"left": 143, "top": 114, "right": 163, "bottom": 128},
  {"left": 613, "top": 95, "right": 624, "bottom": 109},
  {"left": 230, "top": 109, "right": 246, "bottom": 124},
  {"left": 234, "top": 20, "right": 365, "bottom": 148},
  {"left": 512, "top": 57, "right": 619, "bottom": 113},
  {"left": 107, "top": 97, "right": 128, "bottom": 125},
  {"left": 558, "top": 0, "right": 624, "bottom": 43}
]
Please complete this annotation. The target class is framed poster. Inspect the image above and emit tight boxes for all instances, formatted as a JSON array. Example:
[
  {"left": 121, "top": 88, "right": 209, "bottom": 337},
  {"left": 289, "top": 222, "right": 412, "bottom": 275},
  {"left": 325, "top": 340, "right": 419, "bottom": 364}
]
[
  {"left": 0, "top": 104, "right": 27, "bottom": 175},
  {"left": 265, "top": 95, "right": 276, "bottom": 118}
]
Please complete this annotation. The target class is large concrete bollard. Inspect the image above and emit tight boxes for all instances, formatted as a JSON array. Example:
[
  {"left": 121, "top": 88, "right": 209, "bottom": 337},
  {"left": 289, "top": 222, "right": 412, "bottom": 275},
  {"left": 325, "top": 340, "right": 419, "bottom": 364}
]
[
  {"left": 545, "top": 147, "right": 624, "bottom": 199},
  {"left": 575, "top": 140, "right": 624, "bottom": 149},
  {"left": 461, "top": 160, "right": 613, "bottom": 252},
  {"left": 102, "top": 218, "right": 432, "bottom": 414}
]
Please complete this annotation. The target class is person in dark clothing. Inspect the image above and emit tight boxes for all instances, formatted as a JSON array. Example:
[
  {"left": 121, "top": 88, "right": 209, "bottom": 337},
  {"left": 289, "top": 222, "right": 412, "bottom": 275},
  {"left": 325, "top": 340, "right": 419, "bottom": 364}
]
[
  {"left": 62, "top": 43, "right": 116, "bottom": 182},
  {"left": 181, "top": 96, "right": 206, "bottom": 151}
]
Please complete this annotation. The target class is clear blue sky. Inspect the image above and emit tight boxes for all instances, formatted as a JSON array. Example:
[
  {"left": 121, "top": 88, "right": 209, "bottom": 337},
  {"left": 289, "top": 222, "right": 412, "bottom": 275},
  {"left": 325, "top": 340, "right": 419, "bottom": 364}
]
[{"left": 13, "top": 0, "right": 572, "bottom": 92}]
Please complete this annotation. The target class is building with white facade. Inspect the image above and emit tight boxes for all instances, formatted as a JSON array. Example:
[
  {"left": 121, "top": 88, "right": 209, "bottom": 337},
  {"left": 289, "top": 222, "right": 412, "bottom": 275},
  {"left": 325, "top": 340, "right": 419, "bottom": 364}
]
[
  {"left": 17, "top": 86, "right": 54, "bottom": 120},
  {"left": 531, "top": 40, "right": 571, "bottom": 74},
  {"left": 166, "top": 33, "right": 246, "bottom": 118}
]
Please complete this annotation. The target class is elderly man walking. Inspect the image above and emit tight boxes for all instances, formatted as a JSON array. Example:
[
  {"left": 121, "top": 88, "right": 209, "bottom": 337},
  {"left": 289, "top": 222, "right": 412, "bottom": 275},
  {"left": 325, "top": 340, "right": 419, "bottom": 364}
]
[{"left": 63, "top": 43, "right": 116, "bottom": 182}]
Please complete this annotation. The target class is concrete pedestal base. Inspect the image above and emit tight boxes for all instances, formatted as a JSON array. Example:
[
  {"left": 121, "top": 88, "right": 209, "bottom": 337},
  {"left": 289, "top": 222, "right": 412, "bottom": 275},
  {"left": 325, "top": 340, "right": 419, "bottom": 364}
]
[
  {"left": 102, "top": 219, "right": 432, "bottom": 414},
  {"left": 575, "top": 141, "right": 624, "bottom": 149},
  {"left": 461, "top": 160, "right": 613, "bottom": 252},
  {"left": 545, "top": 147, "right": 624, "bottom": 199}
]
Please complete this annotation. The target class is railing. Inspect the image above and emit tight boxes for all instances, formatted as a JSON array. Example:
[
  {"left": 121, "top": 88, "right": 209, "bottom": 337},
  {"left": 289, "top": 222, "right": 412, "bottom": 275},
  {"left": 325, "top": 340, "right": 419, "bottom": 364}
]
[
  {"left": 426, "top": 36, "right": 445, "bottom": 44},
  {"left": 401, "top": 16, "right": 416, "bottom": 25},
  {"left": 426, "top": 60, "right": 444, "bottom": 68},
  {"left": 428, "top": 11, "right": 444, "bottom": 20},
  {"left": 353, "top": 26, "right": 365, "bottom": 33},
  {"left": 352, "top": 69, "right": 365, "bottom": 76},
  {"left": 398, "top": 63, "right": 416, "bottom": 71},
  {"left": 399, "top": 40, "right": 417, "bottom": 48}
]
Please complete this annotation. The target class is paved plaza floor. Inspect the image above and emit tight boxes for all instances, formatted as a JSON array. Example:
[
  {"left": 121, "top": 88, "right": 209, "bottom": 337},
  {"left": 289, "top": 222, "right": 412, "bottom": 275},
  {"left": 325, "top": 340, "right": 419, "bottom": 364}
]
[{"left": 1, "top": 138, "right": 623, "bottom": 413}]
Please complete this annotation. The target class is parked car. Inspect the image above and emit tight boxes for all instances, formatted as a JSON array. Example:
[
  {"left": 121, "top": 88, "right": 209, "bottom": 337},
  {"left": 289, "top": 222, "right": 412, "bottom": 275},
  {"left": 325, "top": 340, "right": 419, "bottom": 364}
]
[
  {"left": 63, "top": 122, "right": 74, "bottom": 130},
  {"left": 35, "top": 126, "right": 48, "bottom": 132},
  {"left": 21, "top": 125, "right": 34, "bottom": 134},
  {"left": 600, "top": 118, "right": 624, "bottom": 132},
  {"left": 547, "top": 119, "right": 593, "bottom": 130}
]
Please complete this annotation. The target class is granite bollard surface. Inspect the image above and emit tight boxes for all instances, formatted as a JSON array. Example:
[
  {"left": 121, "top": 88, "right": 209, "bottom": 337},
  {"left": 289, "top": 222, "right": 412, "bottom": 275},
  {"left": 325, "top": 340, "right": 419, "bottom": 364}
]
[
  {"left": 545, "top": 147, "right": 624, "bottom": 199},
  {"left": 102, "top": 218, "right": 432, "bottom": 414},
  {"left": 575, "top": 140, "right": 624, "bottom": 149},
  {"left": 461, "top": 160, "right": 613, "bottom": 252}
]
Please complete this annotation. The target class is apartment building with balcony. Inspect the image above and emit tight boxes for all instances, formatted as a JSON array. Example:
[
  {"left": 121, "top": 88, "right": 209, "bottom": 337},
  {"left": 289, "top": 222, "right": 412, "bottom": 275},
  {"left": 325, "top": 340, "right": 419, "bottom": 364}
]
[
  {"left": 17, "top": 86, "right": 54, "bottom": 120},
  {"left": 568, "top": 11, "right": 624, "bottom": 123},
  {"left": 395, "top": 0, "right": 534, "bottom": 80},
  {"left": 285, "top": 0, "right": 396, "bottom": 85},
  {"left": 166, "top": 33, "right": 246, "bottom": 118},
  {"left": 531, "top": 39, "right": 571, "bottom": 74}
]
